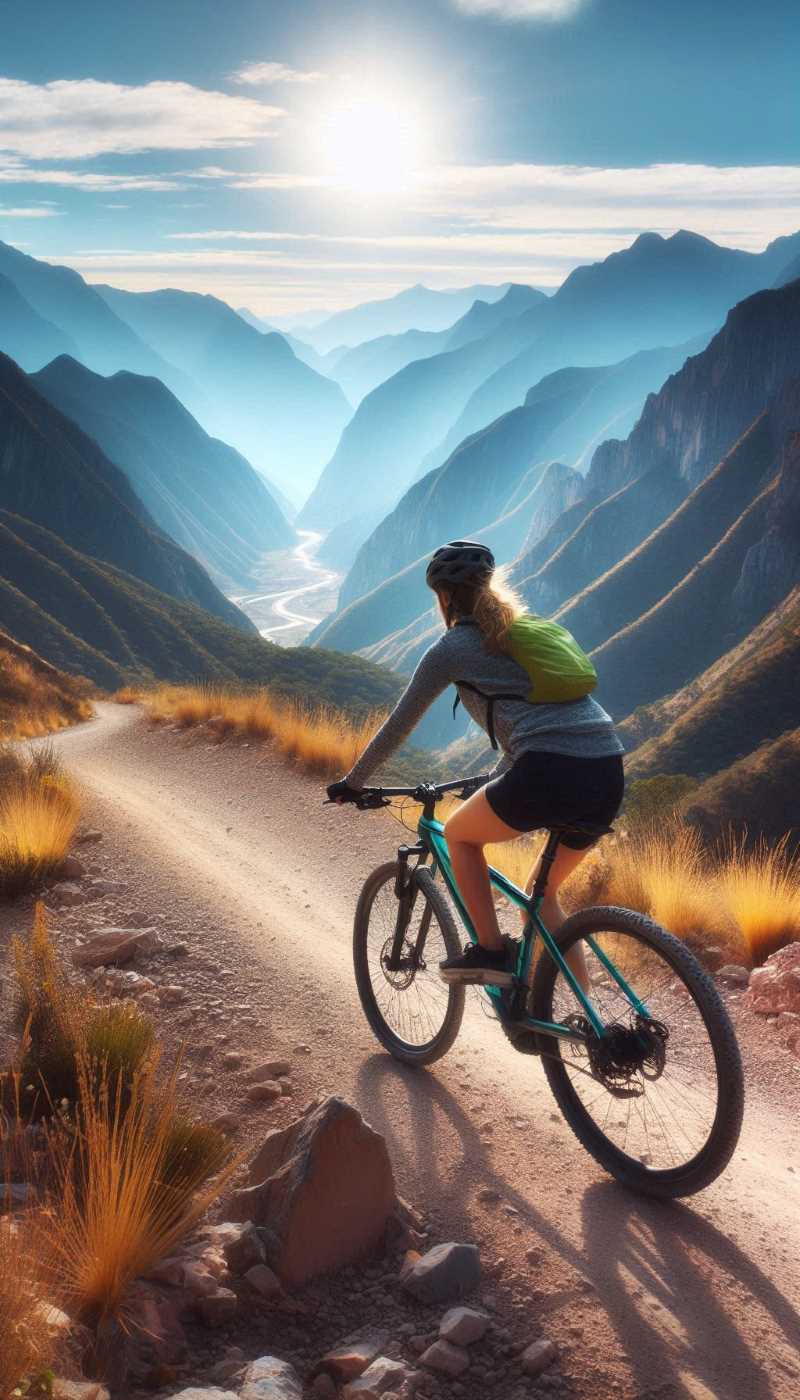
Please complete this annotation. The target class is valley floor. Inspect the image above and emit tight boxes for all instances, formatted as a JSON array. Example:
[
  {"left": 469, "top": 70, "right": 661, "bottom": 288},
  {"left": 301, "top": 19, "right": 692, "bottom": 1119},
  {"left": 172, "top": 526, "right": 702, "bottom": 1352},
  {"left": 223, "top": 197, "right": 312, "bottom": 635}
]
[
  {"left": 231, "top": 530, "right": 341, "bottom": 645},
  {"left": 2, "top": 704, "right": 798, "bottom": 1400}
]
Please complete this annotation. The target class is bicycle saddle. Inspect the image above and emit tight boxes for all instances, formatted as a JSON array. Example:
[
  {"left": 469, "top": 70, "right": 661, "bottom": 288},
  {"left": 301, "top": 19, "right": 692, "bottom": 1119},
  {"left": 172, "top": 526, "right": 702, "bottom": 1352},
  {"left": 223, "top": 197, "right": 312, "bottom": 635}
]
[{"left": 549, "top": 820, "right": 615, "bottom": 838}]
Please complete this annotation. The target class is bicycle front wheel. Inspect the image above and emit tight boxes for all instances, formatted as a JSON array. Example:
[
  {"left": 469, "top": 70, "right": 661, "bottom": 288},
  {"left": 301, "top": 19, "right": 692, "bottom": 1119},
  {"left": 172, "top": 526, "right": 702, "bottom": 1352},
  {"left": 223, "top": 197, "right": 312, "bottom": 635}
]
[
  {"left": 353, "top": 863, "right": 465, "bottom": 1066},
  {"left": 532, "top": 906, "right": 744, "bottom": 1198}
]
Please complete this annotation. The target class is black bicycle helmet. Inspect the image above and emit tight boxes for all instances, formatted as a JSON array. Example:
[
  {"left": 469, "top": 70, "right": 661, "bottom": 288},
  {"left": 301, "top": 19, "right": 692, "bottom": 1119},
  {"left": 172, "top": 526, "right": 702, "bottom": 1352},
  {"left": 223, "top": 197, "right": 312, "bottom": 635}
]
[{"left": 425, "top": 539, "right": 495, "bottom": 590}]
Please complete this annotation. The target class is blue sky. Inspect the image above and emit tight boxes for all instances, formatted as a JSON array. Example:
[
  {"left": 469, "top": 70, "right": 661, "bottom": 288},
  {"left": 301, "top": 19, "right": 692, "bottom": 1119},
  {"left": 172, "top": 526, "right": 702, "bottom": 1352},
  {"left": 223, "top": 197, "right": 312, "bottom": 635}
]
[{"left": 0, "top": 0, "right": 798, "bottom": 316}]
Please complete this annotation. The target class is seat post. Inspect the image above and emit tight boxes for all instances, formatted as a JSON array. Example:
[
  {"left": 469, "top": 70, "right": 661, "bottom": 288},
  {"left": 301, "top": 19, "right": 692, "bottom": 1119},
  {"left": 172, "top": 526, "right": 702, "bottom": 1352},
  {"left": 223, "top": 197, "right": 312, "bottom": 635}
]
[{"left": 532, "top": 829, "right": 562, "bottom": 900}]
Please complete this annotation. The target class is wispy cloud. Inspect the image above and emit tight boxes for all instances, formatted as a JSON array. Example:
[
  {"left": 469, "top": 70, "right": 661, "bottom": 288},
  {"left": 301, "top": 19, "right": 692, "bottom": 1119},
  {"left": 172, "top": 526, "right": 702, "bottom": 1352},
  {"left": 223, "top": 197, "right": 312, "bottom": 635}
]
[
  {"left": 231, "top": 61, "right": 325, "bottom": 86},
  {"left": 0, "top": 77, "right": 285, "bottom": 160},
  {"left": 0, "top": 203, "right": 61, "bottom": 217},
  {"left": 0, "top": 157, "right": 184, "bottom": 191},
  {"left": 449, "top": 0, "right": 588, "bottom": 21}
]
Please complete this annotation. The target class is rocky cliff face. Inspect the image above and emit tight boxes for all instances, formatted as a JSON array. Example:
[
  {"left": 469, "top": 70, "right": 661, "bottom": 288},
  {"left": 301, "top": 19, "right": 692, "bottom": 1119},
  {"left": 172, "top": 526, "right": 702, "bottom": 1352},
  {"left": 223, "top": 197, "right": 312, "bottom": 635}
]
[{"left": 588, "top": 280, "right": 800, "bottom": 501}]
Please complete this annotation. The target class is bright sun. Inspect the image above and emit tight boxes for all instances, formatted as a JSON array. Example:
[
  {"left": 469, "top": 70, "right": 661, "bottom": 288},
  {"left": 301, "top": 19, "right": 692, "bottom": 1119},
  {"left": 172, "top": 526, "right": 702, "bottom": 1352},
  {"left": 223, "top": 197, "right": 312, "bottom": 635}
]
[{"left": 315, "top": 90, "right": 426, "bottom": 194}]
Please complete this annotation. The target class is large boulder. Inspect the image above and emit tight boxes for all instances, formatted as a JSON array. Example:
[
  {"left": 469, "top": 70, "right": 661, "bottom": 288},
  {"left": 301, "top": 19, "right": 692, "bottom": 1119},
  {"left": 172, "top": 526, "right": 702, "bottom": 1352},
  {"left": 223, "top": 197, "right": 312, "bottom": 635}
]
[
  {"left": 747, "top": 942, "right": 800, "bottom": 1014},
  {"left": 226, "top": 1097, "right": 396, "bottom": 1287}
]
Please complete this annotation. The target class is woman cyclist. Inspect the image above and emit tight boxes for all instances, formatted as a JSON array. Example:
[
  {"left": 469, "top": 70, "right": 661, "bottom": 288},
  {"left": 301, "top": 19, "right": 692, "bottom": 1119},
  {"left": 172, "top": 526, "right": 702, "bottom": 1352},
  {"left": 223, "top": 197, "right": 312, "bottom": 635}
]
[{"left": 327, "top": 541, "right": 624, "bottom": 987}]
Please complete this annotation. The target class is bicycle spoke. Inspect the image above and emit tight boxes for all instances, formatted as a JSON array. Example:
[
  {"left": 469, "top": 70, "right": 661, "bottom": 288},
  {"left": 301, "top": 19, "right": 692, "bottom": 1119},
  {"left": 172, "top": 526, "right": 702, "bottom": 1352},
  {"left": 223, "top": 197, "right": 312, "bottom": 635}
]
[
  {"left": 550, "top": 926, "right": 721, "bottom": 1173},
  {"left": 364, "top": 878, "right": 453, "bottom": 1050}
]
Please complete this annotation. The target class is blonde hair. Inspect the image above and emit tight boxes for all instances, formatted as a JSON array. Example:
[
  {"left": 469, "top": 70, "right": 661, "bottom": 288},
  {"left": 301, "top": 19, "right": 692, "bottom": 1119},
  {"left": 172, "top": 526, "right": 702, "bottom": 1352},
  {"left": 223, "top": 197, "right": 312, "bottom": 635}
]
[{"left": 437, "top": 565, "right": 526, "bottom": 654}]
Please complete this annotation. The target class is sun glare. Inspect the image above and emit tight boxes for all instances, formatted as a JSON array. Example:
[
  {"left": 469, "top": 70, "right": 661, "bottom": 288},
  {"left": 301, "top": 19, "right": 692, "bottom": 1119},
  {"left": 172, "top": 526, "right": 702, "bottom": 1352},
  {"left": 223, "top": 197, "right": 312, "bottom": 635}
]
[{"left": 314, "top": 90, "right": 426, "bottom": 194}]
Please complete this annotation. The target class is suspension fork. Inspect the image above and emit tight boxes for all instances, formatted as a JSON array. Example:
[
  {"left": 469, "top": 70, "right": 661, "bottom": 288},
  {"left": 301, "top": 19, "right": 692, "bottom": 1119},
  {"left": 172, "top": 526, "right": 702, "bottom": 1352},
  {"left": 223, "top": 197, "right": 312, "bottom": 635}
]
[{"left": 387, "top": 842, "right": 428, "bottom": 971}]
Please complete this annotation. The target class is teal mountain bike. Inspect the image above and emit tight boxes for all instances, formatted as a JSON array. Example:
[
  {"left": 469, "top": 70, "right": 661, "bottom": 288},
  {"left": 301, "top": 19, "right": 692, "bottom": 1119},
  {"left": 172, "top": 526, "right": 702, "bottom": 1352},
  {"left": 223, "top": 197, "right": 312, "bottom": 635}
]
[{"left": 346, "top": 776, "right": 744, "bottom": 1199}]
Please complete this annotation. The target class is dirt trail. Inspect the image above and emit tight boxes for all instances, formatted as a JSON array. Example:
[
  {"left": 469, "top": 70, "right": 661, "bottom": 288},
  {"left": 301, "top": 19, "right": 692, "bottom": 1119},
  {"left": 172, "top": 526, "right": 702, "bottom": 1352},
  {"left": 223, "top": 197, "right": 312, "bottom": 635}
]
[{"left": 43, "top": 705, "right": 800, "bottom": 1399}]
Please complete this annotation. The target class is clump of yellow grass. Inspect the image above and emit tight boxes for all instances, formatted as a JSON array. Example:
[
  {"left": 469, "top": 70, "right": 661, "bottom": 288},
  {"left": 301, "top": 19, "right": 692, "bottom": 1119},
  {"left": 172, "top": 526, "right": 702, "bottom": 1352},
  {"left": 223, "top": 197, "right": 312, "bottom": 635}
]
[
  {"left": 0, "top": 745, "right": 79, "bottom": 895},
  {"left": 140, "top": 683, "right": 387, "bottom": 778},
  {"left": 715, "top": 829, "right": 800, "bottom": 965},
  {"left": 47, "top": 1053, "right": 236, "bottom": 1329},
  {"left": 0, "top": 1215, "right": 58, "bottom": 1398}
]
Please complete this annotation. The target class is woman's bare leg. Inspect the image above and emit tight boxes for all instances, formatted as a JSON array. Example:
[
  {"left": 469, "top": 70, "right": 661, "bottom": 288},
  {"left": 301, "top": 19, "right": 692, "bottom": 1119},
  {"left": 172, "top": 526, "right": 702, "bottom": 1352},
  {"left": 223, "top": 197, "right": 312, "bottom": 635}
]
[
  {"left": 444, "top": 790, "right": 524, "bottom": 952},
  {"left": 524, "top": 842, "right": 591, "bottom": 992}
]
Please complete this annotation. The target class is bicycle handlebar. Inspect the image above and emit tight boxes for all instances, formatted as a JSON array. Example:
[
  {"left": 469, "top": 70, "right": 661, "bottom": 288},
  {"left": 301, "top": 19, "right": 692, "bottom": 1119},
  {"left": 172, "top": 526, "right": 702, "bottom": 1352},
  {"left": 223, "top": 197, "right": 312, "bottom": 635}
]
[{"left": 325, "top": 775, "right": 491, "bottom": 811}]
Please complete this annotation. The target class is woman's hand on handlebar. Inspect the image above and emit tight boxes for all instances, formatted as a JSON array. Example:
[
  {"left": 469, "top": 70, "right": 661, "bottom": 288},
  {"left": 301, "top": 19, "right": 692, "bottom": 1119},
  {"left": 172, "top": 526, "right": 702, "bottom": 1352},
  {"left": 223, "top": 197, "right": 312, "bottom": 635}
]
[{"left": 326, "top": 778, "right": 362, "bottom": 805}]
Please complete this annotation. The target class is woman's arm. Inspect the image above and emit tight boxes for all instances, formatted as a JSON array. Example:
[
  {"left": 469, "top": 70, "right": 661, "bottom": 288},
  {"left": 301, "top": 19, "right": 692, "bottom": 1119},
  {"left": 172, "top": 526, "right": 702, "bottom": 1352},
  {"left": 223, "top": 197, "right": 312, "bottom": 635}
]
[{"left": 344, "top": 639, "right": 452, "bottom": 789}]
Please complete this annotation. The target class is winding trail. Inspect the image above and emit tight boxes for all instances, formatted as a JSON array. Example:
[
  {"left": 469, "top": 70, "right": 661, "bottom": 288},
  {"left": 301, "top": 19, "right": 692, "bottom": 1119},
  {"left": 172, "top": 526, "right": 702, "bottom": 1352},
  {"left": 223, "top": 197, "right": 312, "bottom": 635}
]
[
  {"left": 232, "top": 530, "right": 339, "bottom": 642},
  {"left": 45, "top": 706, "right": 800, "bottom": 1399}
]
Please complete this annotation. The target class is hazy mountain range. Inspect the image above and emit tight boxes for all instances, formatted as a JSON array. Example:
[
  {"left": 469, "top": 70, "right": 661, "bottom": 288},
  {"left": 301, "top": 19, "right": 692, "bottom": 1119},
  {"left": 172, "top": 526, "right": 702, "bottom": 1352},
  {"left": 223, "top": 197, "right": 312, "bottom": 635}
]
[{"left": 0, "top": 226, "right": 798, "bottom": 843}]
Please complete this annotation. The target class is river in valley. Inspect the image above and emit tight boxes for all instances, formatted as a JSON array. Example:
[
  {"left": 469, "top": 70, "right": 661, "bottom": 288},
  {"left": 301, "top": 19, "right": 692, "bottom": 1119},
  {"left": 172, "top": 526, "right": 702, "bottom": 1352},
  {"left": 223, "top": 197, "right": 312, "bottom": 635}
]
[{"left": 230, "top": 530, "right": 341, "bottom": 646}]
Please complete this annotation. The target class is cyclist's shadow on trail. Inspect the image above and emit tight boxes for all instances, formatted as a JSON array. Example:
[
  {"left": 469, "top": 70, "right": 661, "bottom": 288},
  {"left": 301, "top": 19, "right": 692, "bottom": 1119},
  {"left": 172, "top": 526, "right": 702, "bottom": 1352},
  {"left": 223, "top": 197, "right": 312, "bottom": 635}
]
[
  {"left": 356, "top": 1056, "right": 799, "bottom": 1400},
  {"left": 580, "top": 1181, "right": 800, "bottom": 1400}
]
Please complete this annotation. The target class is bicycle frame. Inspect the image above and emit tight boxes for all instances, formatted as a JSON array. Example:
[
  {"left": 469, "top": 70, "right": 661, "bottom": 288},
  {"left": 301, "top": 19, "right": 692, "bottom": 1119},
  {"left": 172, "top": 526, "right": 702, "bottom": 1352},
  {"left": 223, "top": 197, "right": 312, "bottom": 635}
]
[{"left": 418, "top": 813, "right": 649, "bottom": 1044}]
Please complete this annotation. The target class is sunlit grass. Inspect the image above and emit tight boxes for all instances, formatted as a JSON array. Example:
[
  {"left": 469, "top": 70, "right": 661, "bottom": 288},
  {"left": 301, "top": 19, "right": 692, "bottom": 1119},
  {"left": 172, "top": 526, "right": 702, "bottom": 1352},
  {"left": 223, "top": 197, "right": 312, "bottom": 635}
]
[
  {"left": 0, "top": 745, "right": 80, "bottom": 895},
  {"left": 0, "top": 652, "right": 92, "bottom": 741},
  {"left": 47, "top": 1054, "right": 235, "bottom": 1327},
  {"left": 0, "top": 1109, "right": 59, "bottom": 1399},
  {"left": 137, "top": 682, "right": 387, "bottom": 779},
  {"left": 715, "top": 829, "right": 800, "bottom": 965}
]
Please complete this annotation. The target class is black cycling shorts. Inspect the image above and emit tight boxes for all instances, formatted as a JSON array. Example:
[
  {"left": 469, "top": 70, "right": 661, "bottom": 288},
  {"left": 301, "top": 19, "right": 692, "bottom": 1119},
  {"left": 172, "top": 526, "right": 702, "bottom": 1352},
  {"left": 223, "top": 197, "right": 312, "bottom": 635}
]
[{"left": 484, "top": 750, "right": 624, "bottom": 849}]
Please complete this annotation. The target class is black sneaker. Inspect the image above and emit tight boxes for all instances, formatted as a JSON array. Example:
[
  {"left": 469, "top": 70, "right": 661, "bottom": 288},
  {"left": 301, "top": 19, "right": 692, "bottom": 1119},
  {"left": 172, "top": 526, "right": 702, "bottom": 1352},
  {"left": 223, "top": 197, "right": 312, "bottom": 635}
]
[{"left": 439, "top": 940, "right": 516, "bottom": 987}]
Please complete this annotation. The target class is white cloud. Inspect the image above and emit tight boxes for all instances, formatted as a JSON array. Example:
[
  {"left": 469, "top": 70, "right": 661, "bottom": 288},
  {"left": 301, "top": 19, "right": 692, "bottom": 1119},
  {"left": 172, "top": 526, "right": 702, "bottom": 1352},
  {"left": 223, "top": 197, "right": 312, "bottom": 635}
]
[
  {"left": 0, "top": 77, "right": 285, "bottom": 160},
  {"left": 0, "top": 157, "right": 184, "bottom": 191},
  {"left": 449, "top": 0, "right": 588, "bottom": 21},
  {"left": 231, "top": 61, "right": 325, "bottom": 86},
  {"left": 0, "top": 204, "right": 61, "bottom": 217}
]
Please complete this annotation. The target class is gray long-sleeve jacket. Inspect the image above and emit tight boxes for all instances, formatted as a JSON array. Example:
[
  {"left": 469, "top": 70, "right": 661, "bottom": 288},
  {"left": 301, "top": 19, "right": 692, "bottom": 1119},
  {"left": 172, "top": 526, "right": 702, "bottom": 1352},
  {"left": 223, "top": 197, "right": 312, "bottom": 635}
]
[{"left": 345, "top": 620, "right": 624, "bottom": 789}]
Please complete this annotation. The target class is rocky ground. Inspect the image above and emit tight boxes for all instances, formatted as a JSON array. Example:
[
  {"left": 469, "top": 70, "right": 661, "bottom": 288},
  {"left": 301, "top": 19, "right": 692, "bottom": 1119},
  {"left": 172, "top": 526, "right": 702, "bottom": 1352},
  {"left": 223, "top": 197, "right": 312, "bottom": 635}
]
[{"left": 1, "top": 704, "right": 798, "bottom": 1400}]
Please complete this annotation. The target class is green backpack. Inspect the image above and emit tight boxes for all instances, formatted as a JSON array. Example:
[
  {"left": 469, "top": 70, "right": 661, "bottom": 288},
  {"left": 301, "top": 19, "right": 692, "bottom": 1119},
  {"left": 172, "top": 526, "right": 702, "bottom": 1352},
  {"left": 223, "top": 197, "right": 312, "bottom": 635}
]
[
  {"left": 506, "top": 615, "right": 598, "bottom": 704},
  {"left": 454, "top": 615, "right": 597, "bottom": 749}
]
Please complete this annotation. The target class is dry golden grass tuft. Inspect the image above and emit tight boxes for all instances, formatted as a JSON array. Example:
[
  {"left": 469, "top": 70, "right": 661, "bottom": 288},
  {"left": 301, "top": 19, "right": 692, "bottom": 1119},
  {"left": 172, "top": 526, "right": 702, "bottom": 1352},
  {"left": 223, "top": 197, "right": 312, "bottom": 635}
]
[
  {"left": 0, "top": 634, "right": 92, "bottom": 741},
  {"left": 0, "top": 1215, "right": 58, "bottom": 1398},
  {"left": 0, "top": 1111, "right": 60, "bottom": 1399},
  {"left": 48, "top": 1054, "right": 235, "bottom": 1327},
  {"left": 138, "top": 682, "right": 387, "bottom": 778},
  {"left": 715, "top": 829, "right": 800, "bottom": 964},
  {"left": 0, "top": 746, "right": 80, "bottom": 896}
]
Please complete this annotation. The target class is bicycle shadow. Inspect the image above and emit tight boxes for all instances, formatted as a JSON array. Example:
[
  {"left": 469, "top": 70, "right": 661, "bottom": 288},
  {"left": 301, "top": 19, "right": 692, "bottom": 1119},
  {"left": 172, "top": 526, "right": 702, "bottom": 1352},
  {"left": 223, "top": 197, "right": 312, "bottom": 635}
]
[
  {"left": 355, "top": 1054, "right": 799, "bottom": 1400},
  {"left": 580, "top": 1181, "right": 800, "bottom": 1400}
]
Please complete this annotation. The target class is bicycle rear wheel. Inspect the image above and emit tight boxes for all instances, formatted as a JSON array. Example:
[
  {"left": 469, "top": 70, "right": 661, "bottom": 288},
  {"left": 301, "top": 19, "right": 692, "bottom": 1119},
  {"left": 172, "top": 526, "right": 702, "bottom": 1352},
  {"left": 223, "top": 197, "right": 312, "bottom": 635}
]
[
  {"left": 353, "top": 863, "right": 465, "bottom": 1066},
  {"left": 532, "top": 905, "right": 744, "bottom": 1198}
]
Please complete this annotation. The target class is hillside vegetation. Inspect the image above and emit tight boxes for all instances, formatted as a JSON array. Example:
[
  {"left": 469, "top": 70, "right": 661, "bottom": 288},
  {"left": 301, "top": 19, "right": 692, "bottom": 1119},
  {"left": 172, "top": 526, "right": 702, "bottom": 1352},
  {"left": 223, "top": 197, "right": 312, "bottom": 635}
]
[{"left": 0, "top": 629, "right": 92, "bottom": 739}]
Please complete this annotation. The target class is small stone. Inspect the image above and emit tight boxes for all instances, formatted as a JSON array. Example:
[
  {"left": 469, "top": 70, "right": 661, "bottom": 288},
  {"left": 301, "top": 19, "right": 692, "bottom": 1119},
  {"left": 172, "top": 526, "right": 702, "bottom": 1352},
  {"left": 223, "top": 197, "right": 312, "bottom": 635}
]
[
  {"left": 477, "top": 1187, "right": 500, "bottom": 1205},
  {"left": 90, "top": 878, "right": 128, "bottom": 896},
  {"left": 717, "top": 965, "right": 750, "bottom": 988},
  {"left": 223, "top": 1222, "right": 266, "bottom": 1274},
  {"left": 244, "top": 1264, "right": 282, "bottom": 1298},
  {"left": 195, "top": 1287, "right": 237, "bottom": 1326},
  {"left": 294, "top": 1043, "right": 312, "bottom": 1055},
  {"left": 402, "top": 1243, "right": 481, "bottom": 1304},
  {"left": 439, "top": 1307, "right": 490, "bottom": 1346},
  {"left": 246, "top": 1079, "right": 283, "bottom": 1103},
  {"left": 420, "top": 1339, "right": 470, "bottom": 1376},
  {"left": 158, "top": 984, "right": 186, "bottom": 1005},
  {"left": 777, "top": 1011, "right": 800, "bottom": 1029},
  {"left": 318, "top": 1327, "right": 389, "bottom": 1381},
  {"left": 521, "top": 1338, "right": 558, "bottom": 1376},
  {"left": 77, "top": 828, "right": 103, "bottom": 845},
  {"left": 223, "top": 1052, "right": 245, "bottom": 1070},
  {"left": 167, "top": 941, "right": 191, "bottom": 958},
  {"left": 167, "top": 1392, "right": 237, "bottom": 1400},
  {"left": 248, "top": 1059, "right": 292, "bottom": 1081},
  {"left": 50, "top": 882, "right": 84, "bottom": 907},
  {"left": 0, "top": 1182, "right": 35, "bottom": 1211},
  {"left": 241, "top": 1355, "right": 303, "bottom": 1400},
  {"left": 53, "top": 1383, "right": 110, "bottom": 1400},
  {"left": 342, "top": 1357, "right": 413, "bottom": 1397},
  {"left": 58, "top": 855, "right": 86, "bottom": 881},
  {"left": 72, "top": 927, "right": 160, "bottom": 968},
  {"left": 212, "top": 1112, "right": 240, "bottom": 1133}
]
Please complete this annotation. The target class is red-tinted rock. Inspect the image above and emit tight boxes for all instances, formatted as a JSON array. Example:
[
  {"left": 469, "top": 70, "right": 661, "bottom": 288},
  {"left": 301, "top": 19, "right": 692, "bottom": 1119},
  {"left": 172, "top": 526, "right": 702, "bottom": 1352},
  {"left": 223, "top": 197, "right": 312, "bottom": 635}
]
[{"left": 226, "top": 1096, "right": 396, "bottom": 1287}]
